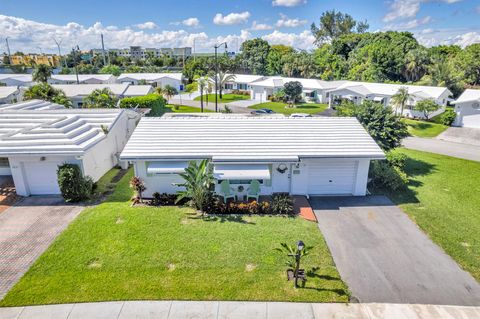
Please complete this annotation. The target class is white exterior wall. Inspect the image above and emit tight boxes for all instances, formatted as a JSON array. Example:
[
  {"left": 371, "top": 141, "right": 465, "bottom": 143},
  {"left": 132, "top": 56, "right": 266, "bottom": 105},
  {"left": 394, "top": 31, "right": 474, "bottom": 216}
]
[
  {"left": 156, "top": 78, "right": 183, "bottom": 91},
  {"left": 454, "top": 101, "right": 480, "bottom": 128},
  {"left": 0, "top": 92, "right": 19, "bottom": 105},
  {"left": 133, "top": 161, "right": 185, "bottom": 197}
]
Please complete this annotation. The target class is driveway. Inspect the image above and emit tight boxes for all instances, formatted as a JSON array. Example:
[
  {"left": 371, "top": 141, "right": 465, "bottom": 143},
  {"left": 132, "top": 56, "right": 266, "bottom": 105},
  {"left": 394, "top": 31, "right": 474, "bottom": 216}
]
[
  {"left": 437, "top": 127, "right": 480, "bottom": 146},
  {"left": 0, "top": 196, "right": 83, "bottom": 299},
  {"left": 402, "top": 136, "right": 480, "bottom": 162},
  {"left": 226, "top": 99, "right": 262, "bottom": 108},
  {"left": 311, "top": 196, "right": 480, "bottom": 306}
]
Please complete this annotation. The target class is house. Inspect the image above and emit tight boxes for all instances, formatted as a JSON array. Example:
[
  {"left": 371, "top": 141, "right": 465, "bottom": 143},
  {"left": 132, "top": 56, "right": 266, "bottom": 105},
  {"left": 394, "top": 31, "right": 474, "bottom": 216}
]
[
  {"left": 0, "top": 74, "right": 34, "bottom": 87},
  {"left": 51, "top": 83, "right": 153, "bottom": 108},
  {"left": 453, "top": 89, "right": 480, "bottom": 128},
  {"left": 0, "top": 99, "right": 65, "bottom": 111},
  {"left": 0, "top": 86, "right": 21, "bottom": 104},
  {"left": 117, "top": 73, "right": 184, "bottom": 91},
  {"left": 49, "top": 74, "right": 117, "bottom": 85},
  {"left": 0, "top": 104, "right": 140, "bottom": 195},
  {"left": 222, "top": 74, "right": 266, "bottom": 92},
  {"left": 327, "top": 82, "right": 451, "bottom": 119},
  {"left": 120, "top": 115, "right": 384, "bottom": 198}
]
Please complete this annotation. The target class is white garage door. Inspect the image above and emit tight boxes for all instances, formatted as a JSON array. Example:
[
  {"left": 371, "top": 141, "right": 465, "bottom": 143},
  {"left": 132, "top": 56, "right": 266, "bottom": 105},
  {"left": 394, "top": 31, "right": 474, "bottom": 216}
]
[
  {"left": 23, "top": 161, "right": 62, "bottom": 195},
  {"left": 307, "top": 161, "right": 357, "bottom": 195},
  {"left": 462, "top": 114, "right": 480, "bottom": 129}
]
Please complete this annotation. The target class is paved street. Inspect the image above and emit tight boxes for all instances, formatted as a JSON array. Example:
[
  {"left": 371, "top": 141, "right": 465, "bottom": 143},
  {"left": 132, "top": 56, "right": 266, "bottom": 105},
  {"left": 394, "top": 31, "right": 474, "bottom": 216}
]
[
  {"left": 168, "top": 98, "right": 251, "bottom": 113},
  {"left": 0, "top": 197, "right": 83, "bottom": 299},
  {"left": 1, "top": 301, "right": 479, "bottom": 319},
  {"left": 402, "top": 136, "right": 480, "bottom": 161},
  {"left": 311, "top": 196, "right": 480, "bottom": 306}
]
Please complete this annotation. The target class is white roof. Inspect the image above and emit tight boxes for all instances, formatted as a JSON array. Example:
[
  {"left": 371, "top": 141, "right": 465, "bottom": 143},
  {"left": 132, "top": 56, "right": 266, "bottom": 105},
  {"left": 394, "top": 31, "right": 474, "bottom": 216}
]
[
  {"left": 52, "top": 83, "right": 130, "bottom": 97},
  {"left": 226, "top": 74, "right": 265, "bottom": 84},
  {"left": 0, "top": 74, "right": 33, "bottom": 82},
  {"left": 121, "top": 117, "right": 384, "bottom": 161},
  {"left": 249, "top": 76, "right": 328, "bottom": 90},
  {"left": 50, "top": 74, "right": 114, "bottom": 82},
  {"left": 454, "top": 89, "right": 480, "bottom": 104},
  {"left": 0, "top": 99, "right": 65, "bottom": 111},
  {"left": 0, "top": 109, "right": 124, "bottom": 156},
  {"left": 123, "top": 85, "right": 154, "bottom": 96},
  {"left": 0, "top": 86, "right": 19, "bottom": 99},
  {"left": 117, "top": 73, "right": 183, "bottom": 82}
]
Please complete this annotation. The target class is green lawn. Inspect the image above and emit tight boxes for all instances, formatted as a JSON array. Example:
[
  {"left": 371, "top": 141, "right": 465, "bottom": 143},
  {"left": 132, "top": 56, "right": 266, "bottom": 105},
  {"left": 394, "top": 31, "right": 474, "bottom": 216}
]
[
  {"left": 194, "top": 94, "right": 250, "bottom": 103},
  {"left": 373, "top": 149, "right": 480, "bottom": 282},
  {"left": 249, "top": 102, "right": 328, "bottom": 115},
  {"left": 403, "top": 118, "right": 448, "bottom": 138},
  {"left": 164, "top": 104, "right": 212, "bottom": 113},
  {"left": 0, "top": 169, "right": 348, "bottom": 306}
]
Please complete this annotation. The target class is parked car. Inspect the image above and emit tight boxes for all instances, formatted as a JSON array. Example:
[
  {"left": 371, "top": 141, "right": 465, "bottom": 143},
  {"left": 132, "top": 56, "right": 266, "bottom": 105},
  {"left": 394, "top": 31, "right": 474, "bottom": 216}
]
[
  {"left": 290, "top": 113, "right": 312, "bottom": 118},
  {"left": 250, "top": 108, "right": 275, "bottom": 115}
]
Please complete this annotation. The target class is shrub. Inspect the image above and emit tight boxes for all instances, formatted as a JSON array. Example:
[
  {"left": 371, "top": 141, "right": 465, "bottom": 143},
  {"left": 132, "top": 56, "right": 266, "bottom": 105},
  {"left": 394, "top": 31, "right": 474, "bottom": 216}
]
[
  {"left": 119, "top": 94, "right": 166, "bottom": 116},
  {"left": 440, "top": 108, "right": 456, "bottom": 126},
  {"left": 369, "top": 160, "right": 408, "bottom": 191},
  {"left": 386, "top": 149, "right": 408, "bottom": 171},
  {"left": 185, "top": 82, "right": 198, "bottom": 93},
  {"left": 231, "top": 89, "right": 251, "bottom": 96},
  {"left": 129, "top": 176, "right": 146, "bottom": 202},
  {"left": 57, "top": 164, "right": 94, "bottom": 202},
  {"left": 335, "top": 101, "right": 356, "bottom": 116},
  {"left": 213, "top": 199, "right": 271, "bottom": 215},
  {"left": 270, "top": 193, "right": 295, "bottom": 215},
  {"left": 151, "top": 192, "right": 177, "bottom": 206}
]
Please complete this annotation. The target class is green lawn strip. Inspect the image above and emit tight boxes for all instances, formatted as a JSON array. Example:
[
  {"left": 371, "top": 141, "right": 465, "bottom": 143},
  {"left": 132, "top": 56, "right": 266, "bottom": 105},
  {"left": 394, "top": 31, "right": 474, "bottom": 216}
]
[
  {"left": 249, "top": 102, "right": 328, "bottom": 115},
  {"left": 94, "top": 167, "right": 122, "bottom": 196},
  {"left": 372, "top": 148, "right": 480, "bottom": 282},
  {"left": 194, "top": 94, "right": 250, "bottom": 103},
  {"left": 0, "top": 169, "right": 348, "bottom": 306},
  {"left": 403, "top": 118, "right": 448, "bottom": 138},
  {"left": 164, "top": 104, "right": 213, "bottom": 113}
]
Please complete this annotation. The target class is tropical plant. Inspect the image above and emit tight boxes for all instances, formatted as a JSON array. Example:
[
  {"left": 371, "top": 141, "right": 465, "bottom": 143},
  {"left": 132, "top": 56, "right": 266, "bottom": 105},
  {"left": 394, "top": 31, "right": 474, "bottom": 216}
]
[
  {"left": 57, "top": 163, "right": 94, "bottom": 202},
  {"left": 413, "top": 99, "right": 440, "bottom": 120},
  {"left": 157, "top": 84, "right": 178, "bottom": 103},
  {"left": 197, "top": 77, "right": 208, "bottom": 112},
  {"left": 32, "top": 64, "right": 52, "bottom": 83},
  {"left": 283, "top": 81, "right": 303, "bottom": 106},
  {"left": 129, "top": 176, "right": 146, "bottom": 202},
  {"left": 275, "top": 242, "right": 311, "bottom": 269},
  {"left": 23, "top": 83, "right": 72, "bottom": 107},
  {"left": 391, "top": 87, "right": 410, "bottom": 117},
  {"left": 270, "top": 193, "right": 294, "bottom": 215},
  {"left": 83, "top": 88, "right": 118, "bottom": 108},
  {"left": 175, "top": 159, "right": 215, "bottom": 214},
  {"left": 211, "top": 71, "right": 236, "bottom": 98}
]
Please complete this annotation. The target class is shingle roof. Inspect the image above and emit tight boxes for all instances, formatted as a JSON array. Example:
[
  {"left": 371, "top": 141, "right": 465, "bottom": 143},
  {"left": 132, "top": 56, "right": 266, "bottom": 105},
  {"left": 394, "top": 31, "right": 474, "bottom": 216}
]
[
  {"left": 120, "top": 116, "right": 384, "bottom": 161},
  {"left": 0, "top": 99, "right": 65, "bottom": 111},
  {"left": 0, "top": 109, "right": 123, "bottom": 155},
  {"left": 454, "top": 89, "right": 480, "bottom": 104}
]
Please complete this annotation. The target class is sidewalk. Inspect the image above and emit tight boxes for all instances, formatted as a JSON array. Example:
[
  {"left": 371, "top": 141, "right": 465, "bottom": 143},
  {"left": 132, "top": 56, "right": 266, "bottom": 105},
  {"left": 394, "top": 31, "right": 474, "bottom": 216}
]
[{"left": 1, "top": 301, "right": 479, "bottom": 319}]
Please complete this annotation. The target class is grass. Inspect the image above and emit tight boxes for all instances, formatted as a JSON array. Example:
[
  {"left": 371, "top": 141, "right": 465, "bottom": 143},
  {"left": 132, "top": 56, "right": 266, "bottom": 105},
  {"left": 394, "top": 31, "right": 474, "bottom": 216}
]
[
  {"left": 373, "top": 148, "right": 480, "bottom": 282},
  {"left": 164, "top": 104, "right": 213, "bottom": 113},
  {"left": 0, "top": 169, "right": 348, "bottom": 306},
  {"left": 194, "top": 94, "right": 250, "bottom": 103},
  {"left": 403, "top": 118, "right": 448, "bottom": 138},
  {"left": 249, "top": 102, "right": 328, "bottom": 115},
  {"left": 94, "top": 167, "right": 122, "bottom": 196}
]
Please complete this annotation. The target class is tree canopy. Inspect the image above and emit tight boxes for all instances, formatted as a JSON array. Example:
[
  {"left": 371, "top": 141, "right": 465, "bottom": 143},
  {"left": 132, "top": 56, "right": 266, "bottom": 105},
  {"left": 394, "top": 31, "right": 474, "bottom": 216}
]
[
  {"left": 311, "top": 10, "right": 369, "bottom": 45},
  {"left": 23, "top": 83, "right": 72, "bottom": 108}
]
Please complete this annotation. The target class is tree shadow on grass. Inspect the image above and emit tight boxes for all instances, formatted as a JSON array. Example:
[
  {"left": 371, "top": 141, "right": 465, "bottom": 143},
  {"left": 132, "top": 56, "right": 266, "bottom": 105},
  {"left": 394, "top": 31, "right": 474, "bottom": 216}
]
[{"left": 187, "top": 213, "right": 256, "bottom": 225}]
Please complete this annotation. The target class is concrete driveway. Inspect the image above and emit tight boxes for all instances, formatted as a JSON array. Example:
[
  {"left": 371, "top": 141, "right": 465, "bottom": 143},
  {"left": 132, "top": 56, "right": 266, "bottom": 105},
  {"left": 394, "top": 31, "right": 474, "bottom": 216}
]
[
  {"left": 0, "top": 196, "right": 83, "bottom": 299},
  {"left": 403, "top": 136, "right": 480, "bottom": 162},
  {"left": 311, "top": 196, "right": 480, "bottom": 306},
  {"left": 437, "top": 127, "right": 480, "bottom": 146}
]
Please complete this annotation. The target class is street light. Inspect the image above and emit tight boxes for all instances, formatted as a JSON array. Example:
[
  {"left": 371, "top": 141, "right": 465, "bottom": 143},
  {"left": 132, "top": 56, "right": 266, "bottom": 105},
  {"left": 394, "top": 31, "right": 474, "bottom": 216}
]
[{"left": 214, "top": 42, "right": 227, "bottom": 112}]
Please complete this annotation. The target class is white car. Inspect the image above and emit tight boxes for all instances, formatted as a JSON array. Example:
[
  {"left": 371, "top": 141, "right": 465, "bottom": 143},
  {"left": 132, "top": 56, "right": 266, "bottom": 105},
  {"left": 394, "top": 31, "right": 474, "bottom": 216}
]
[{"left": 289, "top": 113, "right": 312, "bottom": 118}]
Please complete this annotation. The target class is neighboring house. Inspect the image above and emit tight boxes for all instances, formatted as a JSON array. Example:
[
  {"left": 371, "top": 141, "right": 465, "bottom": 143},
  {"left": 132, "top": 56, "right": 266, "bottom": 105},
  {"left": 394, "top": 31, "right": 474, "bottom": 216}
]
[
  {"left": 120, "top": 115, "right": 384, "bottom": 198},
  {"left": 453, "top": 89, "right": 480, "bottom": 129},
  {"left": 49, "top": 74, "right": 117, "bottom": 84},
  {"left": 117, "top": 73, "right": 184, "bottom": 91},
  {"left": 51, "top": 83, "right": 153, "bottom": 108},
  {"left": 0, "top": 99, "right": 65, "bottom": 111},
  {"left": 327, "top": 82, "right": 451, "bottom": 119},
  {"left": 222, "top": 74, "right": 266, "bottom": 92},
  {"left": 0, "top": 86, "right": 21, "bottom": 104},
  {"left": 0, "top": 105, "right": 140, "bottom": 195},
  {"left": 0, "top": 74, "right": 34, "bottom": 87}
]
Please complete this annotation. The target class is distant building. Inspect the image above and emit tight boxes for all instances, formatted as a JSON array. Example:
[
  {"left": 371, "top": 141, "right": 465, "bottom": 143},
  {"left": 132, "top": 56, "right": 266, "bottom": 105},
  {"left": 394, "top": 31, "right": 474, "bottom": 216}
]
[
  {"left": 9, "top": 54, "right": 61, "bottom": 67},
  {"left": 93, "top": 46, "right": 192, "bottom": 60}
]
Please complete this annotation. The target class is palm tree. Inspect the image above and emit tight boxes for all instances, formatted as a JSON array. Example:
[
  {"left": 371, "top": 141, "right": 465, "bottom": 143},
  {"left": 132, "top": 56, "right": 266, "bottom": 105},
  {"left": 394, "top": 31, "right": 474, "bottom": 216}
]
[
  {"left": 403, "top": 49, "right": 429, "bottom": 82},
  {"left": 32, "top": 64, "right": 52, "bottom": 83},
  {"left": 391, "top": 87, "right": 410, "bottom": 117},
  {"left": 23, "top": 82, "right": 72, "bottom": 107},
  {"left": 197, "top": 77, "right": 207, "bottom": 112},
  {"left": 210, "top": 72, "right": 236, "bottom": 99},
  {"left": 157, "top": 85, "right": 178, "bottom": 104}
]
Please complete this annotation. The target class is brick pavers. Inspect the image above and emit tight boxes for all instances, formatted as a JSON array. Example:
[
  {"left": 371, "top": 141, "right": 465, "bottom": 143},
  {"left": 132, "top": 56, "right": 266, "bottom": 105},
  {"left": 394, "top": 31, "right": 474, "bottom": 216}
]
[{"left": 0, "top": 197, "right": 83, "bottom": 299}]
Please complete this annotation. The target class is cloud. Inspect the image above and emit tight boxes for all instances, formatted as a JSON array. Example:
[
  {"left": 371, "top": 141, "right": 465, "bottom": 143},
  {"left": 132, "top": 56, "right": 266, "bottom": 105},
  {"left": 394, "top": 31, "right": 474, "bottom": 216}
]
[
  {"left": 272, "top": 0, "right": 307, "bottom": 7},
  {"left": 262, "top": 30, "right": 315, "bottom": 50},
  {"left": 250, "top": 21, "right": 273, "bottom": 31},
  {"left": 414, "top": 28, "right": 480, "bottom": 47},
  {"left": 385, "top": 16, "right": 432, "bottom": 30},
  {"left": 213, "top": 12, "right": 250, "bottom": 25},
  {"left": 182, "top": 17, "right": 200, "bottom": 27},
  {"left": 275, "top": 14, "right": 308, "bottom": 28},
  {"left": 134, "top": 21, "right": 157, "bottom": 30},
  {"left": 383, "top": 0, "right": 462, "bottom": 22}
]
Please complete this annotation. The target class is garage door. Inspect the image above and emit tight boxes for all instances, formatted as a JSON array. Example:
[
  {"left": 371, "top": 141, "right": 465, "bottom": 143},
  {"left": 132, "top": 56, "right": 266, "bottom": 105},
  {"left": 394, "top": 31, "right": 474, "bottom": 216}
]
[
  {"left": 307, "top": 161, "right": 357, "bottom": 195},
  {"left": 23, "top": 161, "right": 62, "bottom": 195},
  {"left": 463, "top": 114, "right": 480, "bottom": 129}
]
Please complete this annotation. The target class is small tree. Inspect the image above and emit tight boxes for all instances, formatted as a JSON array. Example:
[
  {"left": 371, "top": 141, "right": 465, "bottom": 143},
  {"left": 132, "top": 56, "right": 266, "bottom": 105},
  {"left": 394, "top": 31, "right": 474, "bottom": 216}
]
[
  {"left": 283, "top": 81, "right": 303, "bottom": 107},
  {"left": 413, "top": 99, "right": 440, "bottom": 120},
  {"left": 176, "top": 159, "right": 214, "bottom": 214},
  {"left": 391, "top": 87, "right": 410, "bottom": 117},
  {"left": 129, "top": 176, "right": 146, "bottom": 202},
  {"left": 32, "top": 64, "right": 52, "bottom": 83},
  {"left": 158, "top": 84, "right": 178, "bottom": 103},
  {"left": 197, "top": 77, "right": 207, "bottom": 112},
  {"left": 84, "top": 88, "right": 119, "bottom": 108},
  {"left": 211, "top": 72, "right": 236, "bottom": 98}
]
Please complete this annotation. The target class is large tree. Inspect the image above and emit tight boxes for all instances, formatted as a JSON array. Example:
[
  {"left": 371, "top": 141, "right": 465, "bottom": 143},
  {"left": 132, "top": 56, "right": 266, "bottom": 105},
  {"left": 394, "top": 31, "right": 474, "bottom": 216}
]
[
  {"left": 283, "top": 81, "right": 303, "bottom": 106},
  {"left": 23, "top": 83, "right": 72, "bottom": 107},
  {"left": 311, "top": 10, "right": 369, "bottom": 45},
  {"left": 266, "top": 45, "right": 295, "bottom": 76},
  {"left": 32, "top": 64, "right": 52, "bottom": 83},
  {"left": 239, "top": 38, "right": 270, "bottom": 75},
  {"left": 99, "top": 64, "right": 121, "bottom": 76},
  {"left": 455, "top": 43, "right": 480, "bottom": 86}
]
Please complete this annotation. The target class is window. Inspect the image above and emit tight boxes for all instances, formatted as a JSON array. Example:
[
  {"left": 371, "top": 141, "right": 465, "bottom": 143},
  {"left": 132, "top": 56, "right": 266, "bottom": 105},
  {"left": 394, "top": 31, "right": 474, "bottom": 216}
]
[
  {"left": 218, "top": 179, "right": 264, "bottom": 185},
  {"left": 237, "top": 83, "right": 248, "bottom": 90},
  {"left": 225, "top": 83, "right": 233, "bottom": 90}
]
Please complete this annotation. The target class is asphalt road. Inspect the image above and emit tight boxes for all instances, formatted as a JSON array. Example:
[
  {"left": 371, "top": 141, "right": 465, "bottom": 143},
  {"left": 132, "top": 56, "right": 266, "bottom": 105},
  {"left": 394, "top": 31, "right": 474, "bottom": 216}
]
[{"left": 402, "top": 136, "right": 480, "bottom": 162}]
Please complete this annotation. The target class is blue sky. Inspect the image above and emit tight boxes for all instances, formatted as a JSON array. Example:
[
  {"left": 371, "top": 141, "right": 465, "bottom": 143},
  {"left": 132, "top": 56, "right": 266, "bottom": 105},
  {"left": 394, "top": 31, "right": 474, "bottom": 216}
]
[{"left": 0, "top": 0, "right": 479, "bottom": 53}]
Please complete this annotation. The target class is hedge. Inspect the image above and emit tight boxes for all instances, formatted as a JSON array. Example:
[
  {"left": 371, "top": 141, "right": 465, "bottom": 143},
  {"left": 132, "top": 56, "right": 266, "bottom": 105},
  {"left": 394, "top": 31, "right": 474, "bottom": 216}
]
[{"left": 119, "top": 94, "right": 166, "bottom": 116}]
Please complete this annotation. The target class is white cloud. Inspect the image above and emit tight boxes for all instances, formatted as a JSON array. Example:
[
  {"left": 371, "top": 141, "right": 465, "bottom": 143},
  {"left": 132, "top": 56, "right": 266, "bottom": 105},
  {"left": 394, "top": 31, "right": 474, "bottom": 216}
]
[
  {"left": 213, "top": 12, "right": 250, "bottom": 25},
  {"left": 135, "top": 21, "right": 157, "bottom": 30},
  {"left": 451, "top": 32, "right": 480, "bottom": 47},
  {"left": 275, "top": 14, "right": 308, "bottom": 28},
  {"left": 272, "top": 0, "right": 307, "bottom": 7},
  {"left": 414, "top": 28, "right": 480, "bottom": 47},
  {"left": 383, "top": 0, "right": 462, "bottom": 22},
  {"left": 262, "top": 30, "right": 315, "bottom": 50},
  {"left": 182, "top": 17, "right": 200, "bottom": 27},
  {"left": 385, "top": 16, "right": 432, "bottom": 30},
  {"left": 250, "top": 21, "right": 273, "bottom": 31}
]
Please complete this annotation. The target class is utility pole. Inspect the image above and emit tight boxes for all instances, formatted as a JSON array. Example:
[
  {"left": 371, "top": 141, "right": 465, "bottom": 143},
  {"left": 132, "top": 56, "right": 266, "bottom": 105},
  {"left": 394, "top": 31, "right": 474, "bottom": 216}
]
[
  {"left": 101, "top": 34, "right": 107, "bottom": 66},
  {"left": 5, "top": 37, "right": 11, "bottom": 64},
  {"left": 53, "top": 38, "right": 67, "bottom": 68},
  {"left": 214, "top": 42, "right": 227, "bottom": 113},
  {"left": 72, "top": 46, "right": 80, "bottom": 84}
]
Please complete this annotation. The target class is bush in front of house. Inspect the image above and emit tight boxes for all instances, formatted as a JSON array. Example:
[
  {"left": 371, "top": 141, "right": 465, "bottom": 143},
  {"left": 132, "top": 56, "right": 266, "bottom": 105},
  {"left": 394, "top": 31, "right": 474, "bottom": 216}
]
[
  {"left": 57, "top": 163, "right": 95, "bottom": 202},
  {"left": 270, "top": 193, "right": 295, "bottom": 215},
  {"left": 119, "top": 94, "right": 166, "bottom": 116},
  {"left": 386, "top": 149, "right": 408, "bottom": 171},
  {"left": 440, "top": 108, "right": 456, "bottom": 126},
  {"left": 151, "top": 192, "right": 177, "bottom": 206},
  {"left": 231, "top": 89, "right": 251, "bottom": 96},
  {"left": 369, "top": 160, "right": 408, "bottom": 191}
]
